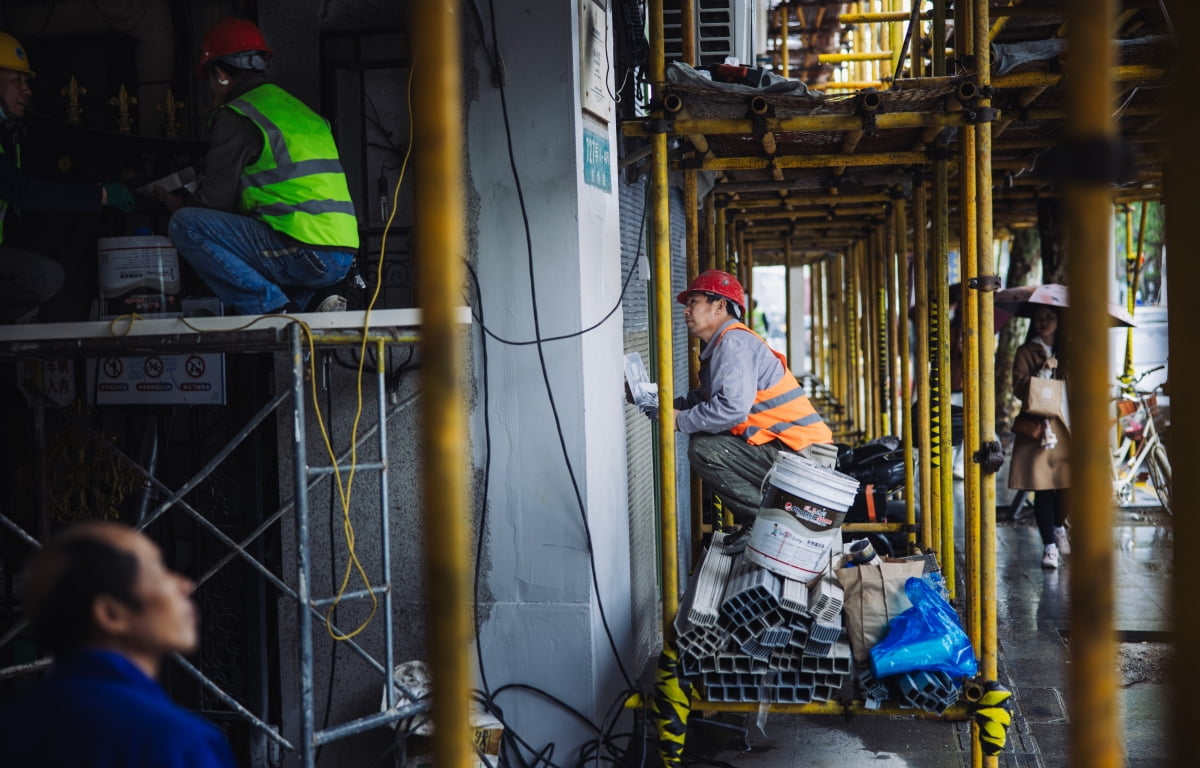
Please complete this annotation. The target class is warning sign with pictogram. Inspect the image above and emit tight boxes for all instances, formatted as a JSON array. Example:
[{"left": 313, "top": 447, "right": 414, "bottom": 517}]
[
  {"left": 91, "top": 297, "right": 226, "bottom": 405},
  {"left": 185, "top": 356, "right": 206, "bottom": 377},
  {"left": 92, "top": 352, "right": 225, "bottom": 405}
]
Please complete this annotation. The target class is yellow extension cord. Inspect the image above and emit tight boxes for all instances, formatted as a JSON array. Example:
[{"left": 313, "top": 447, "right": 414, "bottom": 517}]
[{"left": 108, "top": 65, "right": 417, "bottom": 643}]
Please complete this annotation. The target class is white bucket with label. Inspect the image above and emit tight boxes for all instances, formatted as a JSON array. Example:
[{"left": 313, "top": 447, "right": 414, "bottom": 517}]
[
  {"left": 744, "top": 508, "right": 841, "bottom": 582},
  {"left": 759, "top": 451, "right": 860, "bottom": 532},
  {"left": 97, "top": 235, "right": 182, "bottom": 317}
]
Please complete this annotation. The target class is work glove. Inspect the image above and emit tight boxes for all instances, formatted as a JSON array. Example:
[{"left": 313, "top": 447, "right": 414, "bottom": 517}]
[{"left": 102, "top": 182, "right": 135, "bottom": 213}]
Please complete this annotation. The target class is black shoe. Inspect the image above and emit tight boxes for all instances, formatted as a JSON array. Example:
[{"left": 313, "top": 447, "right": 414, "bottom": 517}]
[{"left": 721, "top": 524, "right": 753, "bottom": 551}]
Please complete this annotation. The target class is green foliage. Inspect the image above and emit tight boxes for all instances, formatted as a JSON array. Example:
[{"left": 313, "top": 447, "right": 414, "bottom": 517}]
[{"left": 1113, "top": 201, "right": 1165, "bottom": 305}]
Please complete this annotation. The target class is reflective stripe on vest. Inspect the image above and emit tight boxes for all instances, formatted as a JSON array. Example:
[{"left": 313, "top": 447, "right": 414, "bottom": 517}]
[
  {"left": 224, "top": 84, "right": 359, "bottom": 249},
  {"left": 717, "top": 322, "right": 833, "bottom": 451}
]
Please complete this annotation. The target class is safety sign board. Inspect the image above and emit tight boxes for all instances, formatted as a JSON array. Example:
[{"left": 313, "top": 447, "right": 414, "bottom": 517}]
[{"left": 91, "top": 352, "right": 225, "bottom": 405}]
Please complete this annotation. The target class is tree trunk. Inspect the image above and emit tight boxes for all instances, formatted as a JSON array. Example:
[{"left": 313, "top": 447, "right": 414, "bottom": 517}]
[
  {"left": 1037, "top": 197, "right": 1067, "bottom": 283},
  {"left": 995, "top": 226, "right": 1041, "bottom": 430}
]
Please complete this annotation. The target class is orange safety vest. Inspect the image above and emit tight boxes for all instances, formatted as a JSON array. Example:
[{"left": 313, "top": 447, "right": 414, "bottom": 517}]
[{"left": 716, "top": 322, "right": 832, "bottom": 451}]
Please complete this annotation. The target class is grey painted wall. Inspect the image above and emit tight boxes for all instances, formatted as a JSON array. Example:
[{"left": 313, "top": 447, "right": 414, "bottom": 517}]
[
  {"left": 462, "top": 0, "right": 636, "bottom": 756},
  {"left": 268, "top": 1, "right": 640, "bottom": 765}
]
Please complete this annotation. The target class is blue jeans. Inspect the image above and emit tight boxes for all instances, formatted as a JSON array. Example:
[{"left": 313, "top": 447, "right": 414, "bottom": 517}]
[{"left": 168, "top": 207, "right": 354, "bottom": 315}]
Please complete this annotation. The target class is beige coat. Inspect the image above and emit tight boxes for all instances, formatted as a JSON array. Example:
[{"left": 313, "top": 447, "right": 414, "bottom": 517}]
[{"left": 1007, "top": 340, "right": 1070, "bottom": 490}]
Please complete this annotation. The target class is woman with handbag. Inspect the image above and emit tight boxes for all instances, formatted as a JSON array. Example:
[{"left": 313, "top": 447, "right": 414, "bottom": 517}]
[{"left": 1008, "top": 306, "right": 1071, "bottom": 568}]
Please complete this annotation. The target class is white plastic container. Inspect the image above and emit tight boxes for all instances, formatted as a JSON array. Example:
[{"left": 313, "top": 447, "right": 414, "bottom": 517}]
[
  {"left": 97, "top": 235, "right": 181, "bottom": 317},
  {"left": 744, "top": 508, "right": 841, "bottom": 582},
  {"left": 759, "top": 451, "right": 860, "bottom": 532}
]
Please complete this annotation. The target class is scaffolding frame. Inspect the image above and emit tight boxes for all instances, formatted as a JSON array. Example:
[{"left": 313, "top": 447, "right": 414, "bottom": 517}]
[
  {"left": 0, "top": 310, "right": 458, "bottom": 767},
  {"left": 627, "top": 1, "right": 1168, "bottom": 765}
]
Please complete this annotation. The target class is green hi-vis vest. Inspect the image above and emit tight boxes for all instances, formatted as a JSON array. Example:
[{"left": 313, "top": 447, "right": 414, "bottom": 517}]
[
  {"left": 0, "top": 139, "right": 18, "bottom": 245},
  {"left": 223, "top": 84, "right": 359, "bottom": 249}
]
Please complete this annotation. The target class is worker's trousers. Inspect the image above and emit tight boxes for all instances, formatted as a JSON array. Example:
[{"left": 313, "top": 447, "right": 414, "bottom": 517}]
[
  {"left": 687, "top": 433, "right": 788, "bottom": 523},
  {"left": 168, "top": 207, "right": 353, "bottom": 315}
]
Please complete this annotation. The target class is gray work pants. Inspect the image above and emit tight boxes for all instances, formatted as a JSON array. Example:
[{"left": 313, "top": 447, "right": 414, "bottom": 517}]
[{"left": 687, "top": 433, "right": 786, "bottom": 523}]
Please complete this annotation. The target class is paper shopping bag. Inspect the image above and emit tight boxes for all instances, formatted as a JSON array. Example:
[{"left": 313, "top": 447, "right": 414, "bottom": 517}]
[{"left": 835, "top": 556, "right": 927, "bottom": 665}]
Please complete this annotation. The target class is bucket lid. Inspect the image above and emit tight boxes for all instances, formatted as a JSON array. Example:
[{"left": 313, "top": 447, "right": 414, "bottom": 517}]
[
  {"left": 767, "top": 452, "right": 859, "bottom": 510},
  {"left": 98, "top": 235, "right": 175, "bottom": 250}
]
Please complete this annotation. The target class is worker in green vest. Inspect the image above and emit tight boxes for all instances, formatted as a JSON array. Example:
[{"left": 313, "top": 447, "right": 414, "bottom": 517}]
[
  {"left": 750, "top": 299, "right": 769, "bottom": 337},
  {"left": 0, "top": 31, "right": 133, "bottom": 323},
  {"left": 161, "top": 18, "right": 359, "bottom": 315}
]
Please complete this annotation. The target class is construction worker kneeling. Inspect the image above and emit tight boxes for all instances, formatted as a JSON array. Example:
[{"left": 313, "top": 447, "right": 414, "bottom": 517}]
[{"left": 673, "top": 270, "right": 833, "bottom": 524}]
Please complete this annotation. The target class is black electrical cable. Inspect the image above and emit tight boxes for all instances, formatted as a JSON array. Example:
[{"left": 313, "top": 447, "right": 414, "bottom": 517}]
[
  {"left": 465, "top": 204, "right": 643, "bottom": 347},
  {"left": 485, "top": 0, "right": 632, "bottom": 692},
  {"left": 468, "top": 258, "right": 495, "bottom": 700},
  {"left": 463, "top": 11, "right": 659, "bottom": 768}
]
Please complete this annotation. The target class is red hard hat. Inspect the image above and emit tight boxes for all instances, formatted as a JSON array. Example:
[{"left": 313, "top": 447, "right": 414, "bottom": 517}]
[
  {"left": 196, "top": 18, "right": 272, "bottom": 78},
  {"left": 676, "top": 270, "right": 746, "bottom": 316}
]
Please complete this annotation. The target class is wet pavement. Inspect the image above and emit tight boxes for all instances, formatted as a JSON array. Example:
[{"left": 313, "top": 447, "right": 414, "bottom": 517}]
[{"left": 684, "top": 486, "right": 1173, "bottom": 767}]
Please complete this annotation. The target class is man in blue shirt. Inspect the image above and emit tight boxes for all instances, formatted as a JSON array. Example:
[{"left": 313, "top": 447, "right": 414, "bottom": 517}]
[{"left": 0, "top": 522, "right": 236, "bottom": 767}]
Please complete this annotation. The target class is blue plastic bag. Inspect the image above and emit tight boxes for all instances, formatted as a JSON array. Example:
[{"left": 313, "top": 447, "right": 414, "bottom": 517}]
[{"left": 869, "top": 577, "right": 979, "bottom": 679}]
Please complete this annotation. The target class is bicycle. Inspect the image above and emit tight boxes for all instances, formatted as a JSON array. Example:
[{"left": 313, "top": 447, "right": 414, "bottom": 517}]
[{"left": 1110, "top": 366, "right": 1171, "bottom": 513}]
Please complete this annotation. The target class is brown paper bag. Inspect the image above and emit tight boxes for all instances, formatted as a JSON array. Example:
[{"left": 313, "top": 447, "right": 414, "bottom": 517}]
[
  {"left": 835, "top": 556, "right": 927, "bottom": 664},
  {"left": 1027, "top": 376, "right": 1068, "bottom": 424}
]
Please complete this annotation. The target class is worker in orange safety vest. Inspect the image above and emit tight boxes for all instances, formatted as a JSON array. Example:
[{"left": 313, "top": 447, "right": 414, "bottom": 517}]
[{"left": 674, "top": 270, "right": 832, "bottom": 523}]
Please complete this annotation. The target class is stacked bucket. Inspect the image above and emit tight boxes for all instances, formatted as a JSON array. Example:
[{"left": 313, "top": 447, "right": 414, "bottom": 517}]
[{"left": 674, "top": 451, "right": 861, "bottom": 703}]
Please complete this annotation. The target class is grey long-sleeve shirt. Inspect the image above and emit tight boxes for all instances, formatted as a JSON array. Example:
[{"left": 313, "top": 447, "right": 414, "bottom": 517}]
[{"left": 676, "top": 318, "right": 787, "bottom": 434}]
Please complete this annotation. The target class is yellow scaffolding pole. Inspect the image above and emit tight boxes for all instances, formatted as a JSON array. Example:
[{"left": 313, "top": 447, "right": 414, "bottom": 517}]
[
  {"left": 681, "top": 0, "right": 703, "bottom": 560},
  {"left": 973, "top": 5, "right": 999, "bottom": 760},
  {"left": 812, "top": 261, "right": 825, "bottom": 386},
  {"left": 993, "top": 64, "right": 1164, "bottom": 89},
  {"left": 896, "top": 198, "right": 917, "bottom": 549},
  {"left": 648, "top": 0, "right": 680, "bottom": 642},
  {"left": 850, "top": 245, "right": 866, "bottom": 436},
  {"left": 913, "top": 182, "right": 933, "bottom": 550},
  {"left": 835, "top": 256, "right": 851, "bottom": 429},
  {"left": 703, "top": 194, "right": 716, "bottom": 271},
  {"left": 889, "top": 0, "right": 904, "bottom": 81},
  {"left": 959, "top": 121, "right": 982, "bottom": 685},
  {"left": 715, "top": 204, "right": 729, "bottom": 272},
  {"left": 934, "top": 150, "right": 954, "bottom": 596},
  {"left": 875, "top": 228, "right": 888, "bottom": 437},
  {"left": 676, "top": 151, "right": 931, "bottom": 172},
  {"left": 727, "top": 193, "right": 894, "bottom": 209},
  {"left": 877, "top": 226, "right": 891, "bottom": 437},
  {"left": 785, "top": 241, "right": 793, "bottom": 359},
  {"left": 1064, "top": 0, "right": 1121, "bottom": 766},
  {"left": 622, "top": 110, "right": 989, "bottom": 139},
  {"left": 887, "top": 209, "right": 902, "bottom": 438},
  {"left": 411, "top": 5, "right": 471, "bottom": 768}
]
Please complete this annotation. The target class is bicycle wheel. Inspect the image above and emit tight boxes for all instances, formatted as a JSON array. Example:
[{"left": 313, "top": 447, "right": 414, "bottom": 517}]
[{"left": 1148, "top": 442, "right": 1172, "bottom": 514}]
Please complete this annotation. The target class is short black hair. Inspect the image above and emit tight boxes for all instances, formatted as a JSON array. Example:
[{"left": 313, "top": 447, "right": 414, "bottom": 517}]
[
  {"left": 701, "top": 292, "right": 741, "bottom": 320},
  {"left": 27, "top": 530, "right": 143, "bottom": 656}
]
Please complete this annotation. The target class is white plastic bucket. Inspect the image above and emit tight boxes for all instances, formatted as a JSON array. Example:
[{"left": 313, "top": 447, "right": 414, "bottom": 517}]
[
  {"left": 97, "top": 235, "right": 181, "bottom": 316},
  {"left": 744, "top": 508, "right": 840, "bottom": 582},
  {"left": 760, "top": 451, "right": 859, "bottom": 532}
]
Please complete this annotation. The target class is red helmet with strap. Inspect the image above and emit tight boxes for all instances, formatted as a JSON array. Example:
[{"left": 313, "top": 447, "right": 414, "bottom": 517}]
[
  {"left": 676, "top": 270, "right": 746, "bottom": 317},
  {"left": 196, "top": 18, "right": 272, "bottom": 78}
]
